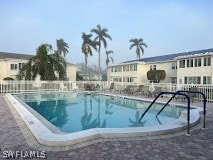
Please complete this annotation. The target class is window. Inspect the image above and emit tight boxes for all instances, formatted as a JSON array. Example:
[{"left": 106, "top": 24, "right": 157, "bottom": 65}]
[
  {"left": 150, "top": 65, "right": 156, "bottom": 70},
  {"left": 190, "top": 59, "right": 193, "bottom": 67},
  {"left": 10, "top": 64, "right": 15, "bottom": 70},
  {"left": 171, "top": 77, "right": 177, "bottom": 83},
  {"left": 184, "top": 77, "right": 187, "bottom": 84},
  {"left": 113, "top": 78, "right": 119, "bottom": 82},
  {"left": 198, "top": 58, "right": 201, "bottom": 66},
  {"left": 179, "top": 60, "right": 185, "bottom": 68},
  {"left": 114, "top": 66, "right": 121, "bottom": 72},
  {"left": 171, "top": 63, "right": 177, "bottom": 69},
  {"left": 203, "top": 76, "right": 211, "bottom": 84},
  {"left": 123, "top": 65, "right": 129, "bottom": 72},
  {"left": 194, "top": 58, "right": 201, "bottom": 67},
  {"left": 204, "top": 57, "right": 211, "bottom": 66},
  {"left": 111, "top": 67, "right": 113, "bottom": 72},
  {"left": 10, "top": 63, "right": 17, "bottom": 70},
  {"left": 194, "top": 59, "right": 197, "bottom": 67},
  {"left": 115, "top": 67, "right": 118, "bottom": 72},
  {"left": 184, "top": 76, "right": 201, "bottom": 84},
  {"left": 123, "top": 77, "right": 134, "bottom": 82},
  {"left": 133, "top": 65, "right": 137, "bottom": 71},
  {"left": 19, "top": 63, "right": 22, "bottom": 69},
  {"left": 186, "top": 59, "right": 193, "bottom": 67},
  {"left": 187, "top": 59, "right": 189, "bottom": 67},
  {"left": 127, "top": 65, "right": 130, "bottom": 71},
  {"left": 130, "top": 65, "right": 133, "bottom": 71}
]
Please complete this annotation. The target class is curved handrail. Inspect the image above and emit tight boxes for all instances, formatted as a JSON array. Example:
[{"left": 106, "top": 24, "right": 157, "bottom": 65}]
[
  {"left": 177, "top": 90, "right": 207, "bottom": 129},
  {"left": 138, "top": 91, "right": 191, "bottom": 135},
  {"left": 156, "top": 90, "right": 207, "bottom": 129}
]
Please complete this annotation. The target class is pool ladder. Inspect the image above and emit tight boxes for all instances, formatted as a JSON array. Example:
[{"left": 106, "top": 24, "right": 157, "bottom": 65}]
[{"left": 138, "top": 90, "right": 207, "bottom": 136}]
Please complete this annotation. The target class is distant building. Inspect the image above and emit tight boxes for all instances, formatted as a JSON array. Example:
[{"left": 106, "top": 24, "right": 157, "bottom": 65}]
[
  {"left": 76, "top": 63, "right": 102, "bottom": 81},
  {"left": 78, "top": 73, "right": 102, "bottom": 81},
  {"left": 108, "top": 48, "right": 213, "bottom": 85},
  {"left": 0, "top": 52, "right": 76, "bottom": 81}
]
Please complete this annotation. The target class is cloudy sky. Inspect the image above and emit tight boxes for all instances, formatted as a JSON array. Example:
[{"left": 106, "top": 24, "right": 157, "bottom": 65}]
[{"left": 0, "top": 0, "right": 212, "bottom": 68}]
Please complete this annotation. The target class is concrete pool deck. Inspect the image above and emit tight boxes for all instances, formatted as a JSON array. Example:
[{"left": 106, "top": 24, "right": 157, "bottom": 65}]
[{"left": 0, "top": 93, "right": 213, "bottom": 159}]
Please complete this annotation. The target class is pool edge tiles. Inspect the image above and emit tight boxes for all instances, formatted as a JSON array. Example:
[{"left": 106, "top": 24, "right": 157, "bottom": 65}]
[{"left": 6, "top": 93, "right": 201, "bottom": 147}]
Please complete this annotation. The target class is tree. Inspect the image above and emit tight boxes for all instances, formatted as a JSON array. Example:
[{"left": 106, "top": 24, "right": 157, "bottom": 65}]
[
  {"left": 147, "top": 70, "right": 166, "bottom": 83},
  {"left": 105, "top": 50, "right": 113, "bottom": 67},
  {"left": 130, "top": 38, "right": 147, "bottom": 59},
  {"left": 56, "top": 39, "right": 69, "bottom": 57},
  {"left": 3, "top": 77, "right": 14, "bottom": 80},
  {"left": 17, "top": 44, "right": 67, "bottom": 80},
  {"left": 76, "top": 72, "right": 83, "bottom": 81},
  {"left": 81, "top": 32, "right": 97, "bottom": 80},
  {"left": 91, "top": 25, "right": 112, "bottom": 80}
]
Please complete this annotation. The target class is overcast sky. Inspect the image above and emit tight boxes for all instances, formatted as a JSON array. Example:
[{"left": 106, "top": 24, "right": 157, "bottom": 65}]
[{"left": 0, "top": 0, "right": 213, "bottom": 68}]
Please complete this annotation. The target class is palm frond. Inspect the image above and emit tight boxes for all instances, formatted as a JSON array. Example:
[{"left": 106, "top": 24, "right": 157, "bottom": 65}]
[
  {"left": 17, "top": 43, "right": 67, "bottom": 81},
  {"left": 130, "top": 38, "right": 147, "bottom": 59},
  {"left": 56, "top": 39, "right": 69, "bottom": 57},
  {"left": 130, "top": 43, "right": 137, "bottom": 50}
]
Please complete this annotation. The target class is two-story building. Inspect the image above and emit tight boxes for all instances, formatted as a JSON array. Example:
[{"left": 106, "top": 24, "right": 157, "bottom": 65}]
[
  {"left": 0, "top": 52, "right": 76, "bottom": 81},
  {"left": 108, "top": 48, "right": 213, "bottom": 85}
]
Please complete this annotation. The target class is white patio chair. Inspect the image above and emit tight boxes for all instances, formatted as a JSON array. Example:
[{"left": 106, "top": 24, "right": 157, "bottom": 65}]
[
  {"left": 59, "top": 83, "right": 68, "bottom": 91},
  {"left": 72, "top": 82, "right": 79, "bottom": 91}
]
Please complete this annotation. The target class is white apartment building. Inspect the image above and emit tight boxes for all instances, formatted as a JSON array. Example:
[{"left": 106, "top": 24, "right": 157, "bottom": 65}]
[
  {"left": 108, "top": 48, "right": 213, "bottom": 85},
  {"left": 0, "top": 52, "right": 76, "bottom": 81}
]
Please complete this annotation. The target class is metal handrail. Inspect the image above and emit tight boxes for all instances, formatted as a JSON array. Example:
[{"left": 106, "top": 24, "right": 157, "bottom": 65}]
[
  {"left": 155, "top": 94, "right": 176, "bottom": 117},
  {"left": 139, "top": 91, "right": 177, "bottom": 122},
  {"left": 138, "top": 91, "right": 191, "bottom": 135},
  {"left": 156, "top": 90, "right": 207, "bottom": 129},
  {"left": 177, "top": 90, "right": 207, "bottom": 129}
]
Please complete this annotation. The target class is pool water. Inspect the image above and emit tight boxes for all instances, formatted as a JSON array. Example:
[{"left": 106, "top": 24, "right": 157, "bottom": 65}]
[{"left": 15, "top": 92, "right": 186, "bottom": 133}]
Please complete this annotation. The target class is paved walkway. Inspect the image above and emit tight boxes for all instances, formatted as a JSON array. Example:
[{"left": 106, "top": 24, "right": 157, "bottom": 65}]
[{"left": 0, "top": 94, "right": 213, "bottom": 160}]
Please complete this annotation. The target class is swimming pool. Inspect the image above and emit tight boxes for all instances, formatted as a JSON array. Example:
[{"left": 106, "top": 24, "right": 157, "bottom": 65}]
[
  {"left": 15, "top": 92, "right": 185, "bottom": 133},
  {"left": 6, "top": 92, "right": 201, "bottom": 146}
]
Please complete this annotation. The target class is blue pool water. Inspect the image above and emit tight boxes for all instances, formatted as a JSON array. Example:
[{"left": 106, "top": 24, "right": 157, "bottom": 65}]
[{"left": 15, "top": 92, "right": 186, "bottom": 133}]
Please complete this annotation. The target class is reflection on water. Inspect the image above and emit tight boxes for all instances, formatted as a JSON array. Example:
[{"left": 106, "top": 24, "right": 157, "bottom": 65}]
[
  {"left": 81, "top": 95, "right": 106, "bottom": 130},
  {"left": 15, "top": 93, "right": 186, "bottom": 133},
  {"left": 27, "top": 100, "right": 68, "bottom": 128},
  {"left": 129, "top": 110, "right": 141, "bottom": 127}
]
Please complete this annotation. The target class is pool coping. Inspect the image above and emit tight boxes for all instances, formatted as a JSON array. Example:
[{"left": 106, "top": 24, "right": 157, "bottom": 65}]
[{"left": 5, "top": 93, "right": 201, "bottom": 147}]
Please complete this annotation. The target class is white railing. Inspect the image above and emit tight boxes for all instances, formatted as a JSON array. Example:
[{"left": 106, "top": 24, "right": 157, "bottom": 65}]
[
  {"left": 111, "top": 82, "right": 213, "bottom": 103},
  {"left": 1, "top": 80, "right": 213, "bottom": 102},
  {"left": 0, "top": 80, "right": 109, "bottom": 93}
]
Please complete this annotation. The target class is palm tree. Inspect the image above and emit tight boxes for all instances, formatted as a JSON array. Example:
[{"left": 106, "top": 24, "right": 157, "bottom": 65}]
[
  {"left": 105, "top": 50, "right": 113, "bottom": 67},
  {"left": 56, "top": 39, "right": 69, "bottom": 57},
  {"left": 17, "top": 44, "right": 67, "bottom": 80},
  {"left": 130, "top": 38, "right": 147, "bottom": 60},
  {"left": 81, "top": 32, "right": 97, "bottom": 80},
  {"left": 91, "top": 25, "right": 112, "bottom": 80}
]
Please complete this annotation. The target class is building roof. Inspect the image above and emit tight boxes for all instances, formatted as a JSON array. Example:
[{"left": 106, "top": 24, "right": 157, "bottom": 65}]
[
  {"left": 0, "top": 52, "right": 33, "bottom": 60},
  {"left": 123, "top": 48, "right": 213, "bottom": 64}
]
